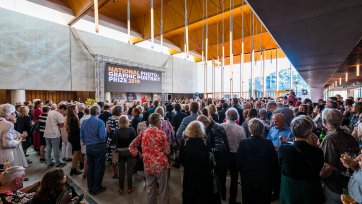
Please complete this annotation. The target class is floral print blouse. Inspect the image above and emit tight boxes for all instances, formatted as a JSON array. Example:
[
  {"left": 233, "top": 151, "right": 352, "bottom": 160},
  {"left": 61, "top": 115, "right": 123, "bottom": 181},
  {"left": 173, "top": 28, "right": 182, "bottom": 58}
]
[
  {"left": 0, "top": 191, "right": 35, "bottom": 204},
  {"left": 129, "top": 127, "right": 170, "bottom": 175}
]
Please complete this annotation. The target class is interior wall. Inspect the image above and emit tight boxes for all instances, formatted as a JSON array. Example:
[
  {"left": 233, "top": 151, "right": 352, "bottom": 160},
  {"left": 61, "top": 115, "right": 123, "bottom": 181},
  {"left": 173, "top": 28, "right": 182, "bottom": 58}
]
[{"left": 0, "top": 7, "right": 198, "bottom": 95}]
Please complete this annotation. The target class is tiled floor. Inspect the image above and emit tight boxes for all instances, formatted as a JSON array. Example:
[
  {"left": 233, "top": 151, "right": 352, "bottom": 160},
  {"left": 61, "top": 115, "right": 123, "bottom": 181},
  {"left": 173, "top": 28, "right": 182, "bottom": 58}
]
[{"left": 24, "top": 149, "right": 279, "bottom": 204}]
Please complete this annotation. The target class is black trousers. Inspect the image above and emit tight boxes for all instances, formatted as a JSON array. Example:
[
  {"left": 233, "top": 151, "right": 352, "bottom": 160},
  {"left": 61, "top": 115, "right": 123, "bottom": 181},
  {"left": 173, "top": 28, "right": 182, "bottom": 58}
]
[
  {"left": 228, "top": 152, "right": 238, "bottom": 204},
  {"left": 242, "top": 182, "right": 272, "bottom": 204},
  {"left": 214, "top": 151, "right": 228, "bottom": 200}
]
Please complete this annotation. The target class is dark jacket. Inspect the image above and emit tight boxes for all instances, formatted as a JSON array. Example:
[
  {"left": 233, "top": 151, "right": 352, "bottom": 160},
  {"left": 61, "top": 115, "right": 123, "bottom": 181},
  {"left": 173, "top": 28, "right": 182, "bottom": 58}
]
[
  {"left": 217, "top": 109, "right": 227, "bottom": 124},
  {"left": 16, "top": 116, "right": 32, "bottom": 149},
  {"left": 232, "top": 105, "right": 244, "bottom": 125},
  {"left": 165, "top": 111, "right": 175, "bottom": 122},
  {"left": 171, "top": 111, "right": 188, "bottom": 133},
  {"left": 131, "top": 115, "right": 142, "bottom": 135},
  {"left": 237, "top": 136, "right": 278, "bottom": 185},
  {"left": 180, "top": 138, "right": 214, "bottom": 204},
  {"left": 99, "top": 111, "right": 112, "bottom": 126},
  {"left": 15, "top": 116, "right": 32, "bottom": 136},
  {"left": 279, "top": 141, "right": 324, "bottom": 203},
  {"left": 205, "top": 121, "right": 229, "bottom": 153},
  {"left": 114, "top": 127, "right": 136, "bottom": 149},
  {"left": 237, "top": 136, "right": 278, "bottom": 204}
]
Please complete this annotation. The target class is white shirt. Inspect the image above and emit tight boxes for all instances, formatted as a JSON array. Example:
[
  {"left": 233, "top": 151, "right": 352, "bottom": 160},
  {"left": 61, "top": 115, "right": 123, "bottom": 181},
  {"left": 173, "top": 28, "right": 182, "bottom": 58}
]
[
  {"left": 44, "top": 110, "right": 64, "bottom": 138},
  {"left": 220, "top": 121, "right": 246, "bottom": 153}
]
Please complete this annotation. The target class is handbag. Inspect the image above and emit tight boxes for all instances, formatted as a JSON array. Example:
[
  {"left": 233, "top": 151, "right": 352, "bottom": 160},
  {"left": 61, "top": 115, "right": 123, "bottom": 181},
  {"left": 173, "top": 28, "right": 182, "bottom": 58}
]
[
  {"left": 209, "top": 151, "right": 220, "bottom": 194},
  {"left": 112, "top": 130, "right": 119, "bottom": 163},
  {"left": 134, "top": 134, "right": 144, "bottom": 171}
]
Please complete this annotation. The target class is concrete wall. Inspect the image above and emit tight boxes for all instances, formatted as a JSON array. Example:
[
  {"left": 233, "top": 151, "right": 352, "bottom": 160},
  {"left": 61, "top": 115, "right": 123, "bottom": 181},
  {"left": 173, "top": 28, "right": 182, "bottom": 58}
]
[{"left": 0, "top": 8, "right": 198, "bottom": 94}]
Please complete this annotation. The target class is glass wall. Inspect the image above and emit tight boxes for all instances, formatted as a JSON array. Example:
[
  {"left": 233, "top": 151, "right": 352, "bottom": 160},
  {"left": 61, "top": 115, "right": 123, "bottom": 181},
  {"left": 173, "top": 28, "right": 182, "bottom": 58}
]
[{"left": 197, "top": 56, "right": 310, "bottom": 99}]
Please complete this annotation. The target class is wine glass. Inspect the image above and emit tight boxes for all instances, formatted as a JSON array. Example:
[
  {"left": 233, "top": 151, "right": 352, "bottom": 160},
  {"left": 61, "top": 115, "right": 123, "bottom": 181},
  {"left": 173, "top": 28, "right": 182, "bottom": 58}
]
[{"left": 341, "top": 152, "right": 356, "bottom": 177}]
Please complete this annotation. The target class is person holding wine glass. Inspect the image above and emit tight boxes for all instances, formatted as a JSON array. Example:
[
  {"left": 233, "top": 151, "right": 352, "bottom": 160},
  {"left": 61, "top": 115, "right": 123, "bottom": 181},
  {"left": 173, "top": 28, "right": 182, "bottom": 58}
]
[
  {"left": 340, "top": 153, "right": 362, "bottom": 204},
  {"left": 320, "top": 108, "right": 359, "bottom": 204}
]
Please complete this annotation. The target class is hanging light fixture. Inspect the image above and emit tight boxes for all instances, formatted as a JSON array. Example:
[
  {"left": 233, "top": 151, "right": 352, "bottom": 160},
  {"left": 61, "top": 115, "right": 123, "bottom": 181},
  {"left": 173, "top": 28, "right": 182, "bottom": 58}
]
[
  {"left": 160, "top": 0, "right": 163, "bottom": 48},
  {"left": 127, "top": 0, "right": 131, "bottom": 43},
  {"left": 230, "top": 0, "right": 234, "bottom": 95},
  {"left": 205, "top": 0, "right": 208, "bottom": 65},
  {"left": 357, "top": 64, "right": 360, "bottom": 76},
  {"left": 221, "top": 0, "right": 224, "bottom": 97},
  {"left": 345, "top": 72, "right": 348, "bottom": 82},
  {"left": 94, "top": 0, "right": 99, "bottom": 33},
  {"left": 184, "top": 0, "right": 189, "bottom": 56},
  {"left": 201, "top": 0, "right": 204, "bottom": 65},
  {"left": 335, "top": 81, "right": 338, "bottom": 87},
  {"left": 241, "top": 0, "right": 244, "bottom": 95},
  {"left": 339, "top": 77, "right": 342, "bottom": 85},
  {"left": 150, "top": 0, "right": 154, "bottom": 48}
]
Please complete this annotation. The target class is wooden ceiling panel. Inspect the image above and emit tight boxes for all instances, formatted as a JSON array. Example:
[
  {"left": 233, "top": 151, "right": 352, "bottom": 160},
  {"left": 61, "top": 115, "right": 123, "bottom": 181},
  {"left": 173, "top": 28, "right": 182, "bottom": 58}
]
[{"left": 43, "top": 0, "right": 280, "bottom": 66}]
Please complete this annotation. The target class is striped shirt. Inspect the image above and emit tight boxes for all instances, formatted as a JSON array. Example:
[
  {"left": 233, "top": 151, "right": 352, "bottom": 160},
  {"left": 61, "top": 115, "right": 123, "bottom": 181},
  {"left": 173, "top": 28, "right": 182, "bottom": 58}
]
[{"left": 38, "top": 113, "right": 48, "bottom": 133}]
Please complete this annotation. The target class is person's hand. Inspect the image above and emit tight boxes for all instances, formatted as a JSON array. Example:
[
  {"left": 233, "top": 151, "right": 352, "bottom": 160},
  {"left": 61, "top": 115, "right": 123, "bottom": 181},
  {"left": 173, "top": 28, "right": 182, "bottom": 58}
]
[
  {"left": 341, "top": 194, "right": 358, "bottom": 204},
  {"left": 279, "top": 136, "right": 287, "bottom": 143},
  {"left": 341, "top": 125, "right": 349, "bottom": 131},
  {"left": 340, "top": 157, "right": 357, "bottom": 171},
  {"left": 21, "top": 132, "right": 28, "bottom": 140}
]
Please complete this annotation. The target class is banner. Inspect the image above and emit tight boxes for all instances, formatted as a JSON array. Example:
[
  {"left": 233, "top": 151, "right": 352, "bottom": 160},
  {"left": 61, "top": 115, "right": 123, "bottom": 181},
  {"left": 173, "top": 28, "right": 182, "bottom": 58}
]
[{"left": 105, "top": 63, "right": 162, "bottom": 93}]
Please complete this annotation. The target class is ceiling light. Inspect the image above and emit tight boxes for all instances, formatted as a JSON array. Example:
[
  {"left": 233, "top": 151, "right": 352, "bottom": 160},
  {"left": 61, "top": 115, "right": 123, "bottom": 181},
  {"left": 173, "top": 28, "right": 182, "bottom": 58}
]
[
  {"left": 345, "top": 73, "right": 348, "bottom": 82},
  {"left": 339, "top": 77, "right": 342, "bottom": 85},
  {"left": 357, "top": 64, "right": 360, "bottom": 77}
]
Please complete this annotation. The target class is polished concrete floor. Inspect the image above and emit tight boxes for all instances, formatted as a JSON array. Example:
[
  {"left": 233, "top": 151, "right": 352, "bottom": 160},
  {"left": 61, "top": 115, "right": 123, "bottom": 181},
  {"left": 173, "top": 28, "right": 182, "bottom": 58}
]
[{"left": 24, "top": 149, "right": 279, "bottom": 204}]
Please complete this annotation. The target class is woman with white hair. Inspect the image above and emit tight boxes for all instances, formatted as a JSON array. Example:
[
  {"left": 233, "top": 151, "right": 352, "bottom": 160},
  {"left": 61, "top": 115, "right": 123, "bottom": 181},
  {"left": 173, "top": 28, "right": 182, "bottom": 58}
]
[
  {"left": 180, "top": 121, "right": 218, "bottom": 204},
  {"left": 0, "top": 104, "right": 29, "bottom": 169}
]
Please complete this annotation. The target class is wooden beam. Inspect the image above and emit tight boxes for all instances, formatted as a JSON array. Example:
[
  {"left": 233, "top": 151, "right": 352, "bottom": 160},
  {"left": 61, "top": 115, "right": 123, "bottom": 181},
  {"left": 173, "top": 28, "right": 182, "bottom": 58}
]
[
  {"left": 68, "top": 0, "right": 110, "bottom": 26},
  {"left": 134, "top": 0, "right": 245, "bottom": 41}
]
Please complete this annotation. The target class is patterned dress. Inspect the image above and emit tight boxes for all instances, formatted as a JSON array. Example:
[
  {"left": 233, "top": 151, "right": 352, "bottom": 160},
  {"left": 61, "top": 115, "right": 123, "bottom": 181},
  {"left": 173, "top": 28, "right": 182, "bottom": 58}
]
[
  {"left": 105, "top": 116, "right": 119, "bottom": 165},
  {"left": 129, "top": 127, "right": 170, "bottom": 175},
  {"left": 0, "top": 191, "right": 35, "bottom": 204}
]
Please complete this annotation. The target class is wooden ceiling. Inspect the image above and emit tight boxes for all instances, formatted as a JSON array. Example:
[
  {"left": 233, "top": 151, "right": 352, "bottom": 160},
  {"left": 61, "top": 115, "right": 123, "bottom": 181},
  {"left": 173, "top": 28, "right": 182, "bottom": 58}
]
[{"left": 46, "top": 0, "right": 281, "bottom": 63}]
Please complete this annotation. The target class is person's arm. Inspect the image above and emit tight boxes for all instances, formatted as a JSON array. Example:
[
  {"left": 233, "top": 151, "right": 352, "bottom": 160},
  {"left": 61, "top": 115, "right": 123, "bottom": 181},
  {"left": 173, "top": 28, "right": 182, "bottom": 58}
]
[
  {"left": 80, "top": 124, "right": 85, "bottom": 144},
  {"left": 161, "top": 132, "right": 171, "bottom": 155},
  {"left": 106, "top": 122, "right": 111, "bottom": 133},
  {"left": 176, "top": 118, "right": 187, "bottom": 142},
  {"left": 286, "top": 131, "right": 294, "bottom": 142},
  {"left": 129, "top": 134, "right": 141, "bottom": 156},
  {"left": 26, "top": 117, "right": 32, "bottom": 135},
  {"left": 99, "top": 121, "right": 106, "bottom": 142}
]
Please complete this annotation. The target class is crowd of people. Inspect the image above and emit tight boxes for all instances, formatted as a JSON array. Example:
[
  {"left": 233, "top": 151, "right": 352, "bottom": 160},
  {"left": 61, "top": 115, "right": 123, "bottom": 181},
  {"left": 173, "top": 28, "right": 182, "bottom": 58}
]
[{"left": 0, "top": 91, "right": 362, "bottom": 204}]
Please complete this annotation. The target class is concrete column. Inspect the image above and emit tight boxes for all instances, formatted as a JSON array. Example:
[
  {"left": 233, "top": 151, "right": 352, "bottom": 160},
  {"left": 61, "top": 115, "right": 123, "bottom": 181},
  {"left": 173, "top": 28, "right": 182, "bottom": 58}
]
[
  {"left": 310, "top": 87, "right": 324, "bottom": 102},
  {"left": 11, "top": 90, "right": 26, "bottom": 105},
  {"left": 105, "top": 92, "right": 111, "bottom": 103}
]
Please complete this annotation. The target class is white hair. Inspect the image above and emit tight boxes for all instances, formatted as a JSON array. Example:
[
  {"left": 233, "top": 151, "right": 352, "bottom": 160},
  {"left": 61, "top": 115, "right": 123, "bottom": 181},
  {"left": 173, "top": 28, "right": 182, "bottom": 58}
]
[
  {"left": 322, "top": 108, "right": 342, "bottom": 128},
  {"left": 0, "top": 166, "right": 25, "bottom": 185},
  {"left": 290, "top": 115, "right": 313, "bottom": 138},
  {"left": 0, "top": 104, "right": 15, "bottom": 117}
]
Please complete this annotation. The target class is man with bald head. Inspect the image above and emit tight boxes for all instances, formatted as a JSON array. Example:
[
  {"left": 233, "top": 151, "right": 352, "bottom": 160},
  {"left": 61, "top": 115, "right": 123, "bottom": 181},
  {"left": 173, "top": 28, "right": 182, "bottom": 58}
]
[{"left": 267, "top": 113, "right": 294, "bottom": 148}]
